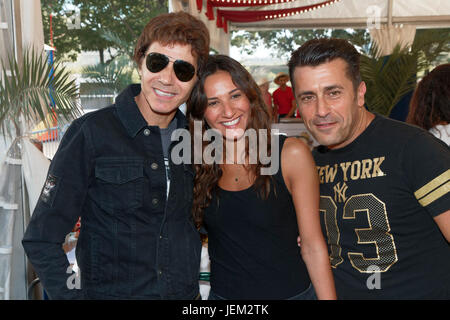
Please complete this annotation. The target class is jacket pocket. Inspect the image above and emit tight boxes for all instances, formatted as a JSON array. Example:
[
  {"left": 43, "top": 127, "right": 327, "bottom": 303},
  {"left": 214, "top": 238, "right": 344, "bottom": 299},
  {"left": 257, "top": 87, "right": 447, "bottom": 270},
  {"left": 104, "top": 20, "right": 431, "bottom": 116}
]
[{"left": 94, "top": 158, "right": 144, "bottom": 214}]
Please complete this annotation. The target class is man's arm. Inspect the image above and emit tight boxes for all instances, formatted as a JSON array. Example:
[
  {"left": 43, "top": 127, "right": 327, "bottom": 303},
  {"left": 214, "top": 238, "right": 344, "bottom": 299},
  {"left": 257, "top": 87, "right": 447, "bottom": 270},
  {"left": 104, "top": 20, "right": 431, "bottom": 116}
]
[
  {"left": 286, "top": 88, "right": 297, "bottom": 118},
  {"left": 404, "top": 132, "right": 450, "bottom": 243},
  {"left": 286, "top": 99, "right": 297, "bottom": 118},
  {"left": 22, "top": 119, "right": 92, "bottom": 299},
  {"left": 272, "top": 102, "right": 279, "bottom": 117}
]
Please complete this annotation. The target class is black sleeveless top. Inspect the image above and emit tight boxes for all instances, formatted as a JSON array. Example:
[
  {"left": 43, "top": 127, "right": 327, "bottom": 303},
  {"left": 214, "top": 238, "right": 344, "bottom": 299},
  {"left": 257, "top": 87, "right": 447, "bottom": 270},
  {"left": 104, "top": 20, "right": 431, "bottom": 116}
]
[{"left": 203, "top": 136, "right": 311, "bottom": 299}]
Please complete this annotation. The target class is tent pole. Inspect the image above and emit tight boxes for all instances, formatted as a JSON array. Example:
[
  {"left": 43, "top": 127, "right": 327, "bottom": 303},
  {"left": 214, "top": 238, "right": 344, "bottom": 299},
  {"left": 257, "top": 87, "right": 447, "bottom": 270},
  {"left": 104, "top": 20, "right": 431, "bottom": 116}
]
[
  {"left": 11, "top": 0, "right": 22, "bottom": 62},
  {"left": 20, "top": 139, "right": 30, "bottom": 299},
  {"left": 388, "top": 0, "right": 393, "bottom": 27}
]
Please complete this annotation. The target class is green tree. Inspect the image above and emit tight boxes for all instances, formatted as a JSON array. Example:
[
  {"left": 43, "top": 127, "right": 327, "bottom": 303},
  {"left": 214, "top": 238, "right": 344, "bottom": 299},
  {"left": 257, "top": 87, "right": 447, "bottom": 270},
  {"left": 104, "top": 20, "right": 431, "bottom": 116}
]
[
  {"left": 233, "top": 27, "right": 449, "bottom": 117},
  {"left": 231, "top": 29, "right": 371, "bottom": 59},
  {"left": 41, "top": 0, "right": 81, "bottom": 61},
  {"left": 41, "top": 0, "right": 167, "bottom": 62}
]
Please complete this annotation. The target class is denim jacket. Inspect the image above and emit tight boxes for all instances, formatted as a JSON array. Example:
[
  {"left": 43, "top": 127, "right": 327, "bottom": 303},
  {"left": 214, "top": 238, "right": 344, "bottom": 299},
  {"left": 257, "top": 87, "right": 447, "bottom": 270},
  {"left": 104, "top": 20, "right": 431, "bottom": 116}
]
[{"left": 22, "top": 84, "right": 201, "bottom": 299}]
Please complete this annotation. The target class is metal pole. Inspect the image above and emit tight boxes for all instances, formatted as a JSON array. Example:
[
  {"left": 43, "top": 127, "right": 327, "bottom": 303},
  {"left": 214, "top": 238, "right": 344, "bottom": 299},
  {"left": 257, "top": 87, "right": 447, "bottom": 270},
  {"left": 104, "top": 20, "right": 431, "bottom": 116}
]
[
  {"left": 20, "top": 139, "right": 30, "bottom": 299},
  {"left": 11, "top": 0, "right": 21, "bottom": 61},
  {"left": 388, "top": 0, "right": 393, "bottom": 27}
]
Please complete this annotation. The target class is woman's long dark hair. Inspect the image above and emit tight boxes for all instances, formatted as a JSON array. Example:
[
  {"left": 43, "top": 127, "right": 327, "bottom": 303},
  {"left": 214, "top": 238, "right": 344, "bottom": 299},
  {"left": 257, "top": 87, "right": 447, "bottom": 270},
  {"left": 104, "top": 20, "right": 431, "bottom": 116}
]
[
  {"left": 407, "top": 63, "right": 450, "bottom": 131},
  {"left": 187, "top": 55, "right": 273, "bottom": 229}
]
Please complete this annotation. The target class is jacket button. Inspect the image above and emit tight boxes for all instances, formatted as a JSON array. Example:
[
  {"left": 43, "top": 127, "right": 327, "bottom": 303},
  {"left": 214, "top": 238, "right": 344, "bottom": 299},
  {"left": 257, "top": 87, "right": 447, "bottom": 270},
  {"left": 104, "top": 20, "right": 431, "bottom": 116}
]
[
  {"left": 152, "top": 198, "right": 159, "bottom": 206},
  {"left": 151, "top": 162, "right": 158, "bottom": 170},
  {"left": 143, "top": 129, "right": 151, "bottom": 136}
]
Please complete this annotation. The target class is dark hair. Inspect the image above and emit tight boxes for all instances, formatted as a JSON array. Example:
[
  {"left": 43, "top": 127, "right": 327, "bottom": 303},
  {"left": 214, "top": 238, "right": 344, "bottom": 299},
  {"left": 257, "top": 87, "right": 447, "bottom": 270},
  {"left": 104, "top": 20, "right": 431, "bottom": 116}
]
[
  {"left": 187, "top": 55, "right": 273, "bottom": 229},
  {"left": 406, "top": 63, "right": 450, "bottom": 131},
  {"left": 133, "top": 11, "right": 210, "bottom": 75},
  {"left": 288, "top": 38, "right": 361, "bottom": 91}
]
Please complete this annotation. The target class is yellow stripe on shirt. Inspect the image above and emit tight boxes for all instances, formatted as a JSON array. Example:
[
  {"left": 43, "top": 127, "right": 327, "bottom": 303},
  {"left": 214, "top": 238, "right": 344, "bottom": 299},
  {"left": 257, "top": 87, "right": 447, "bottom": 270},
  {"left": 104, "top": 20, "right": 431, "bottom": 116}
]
[{"left": 414, "top": 169, "right": 450, "bottom": 207}]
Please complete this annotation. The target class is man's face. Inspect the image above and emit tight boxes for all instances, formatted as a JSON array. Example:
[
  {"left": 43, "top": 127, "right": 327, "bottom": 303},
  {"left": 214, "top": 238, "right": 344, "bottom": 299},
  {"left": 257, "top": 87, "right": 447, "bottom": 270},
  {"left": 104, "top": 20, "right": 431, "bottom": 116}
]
[
  {"left": 259, "top": 82, "right": 269, "bottom": 92},
  {"left": 138, "top": 41, "right": 198, "bottom": 117},
  {"left": 293, "top": 58, "right": 366, "bottom": 150},
  {"left": 277, "top": 76, "right": 289, "bottom": 87}
]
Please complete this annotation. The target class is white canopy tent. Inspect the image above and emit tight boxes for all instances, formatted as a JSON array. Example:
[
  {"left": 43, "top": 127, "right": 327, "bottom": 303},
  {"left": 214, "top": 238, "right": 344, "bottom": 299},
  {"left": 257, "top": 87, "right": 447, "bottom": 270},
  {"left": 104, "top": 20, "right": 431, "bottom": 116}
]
[
  {"left": 171, "top": 0, "right": 450, "bottom": 55},
  {"left": 170, "top": 0, "right": 232, "bottom": 54}
]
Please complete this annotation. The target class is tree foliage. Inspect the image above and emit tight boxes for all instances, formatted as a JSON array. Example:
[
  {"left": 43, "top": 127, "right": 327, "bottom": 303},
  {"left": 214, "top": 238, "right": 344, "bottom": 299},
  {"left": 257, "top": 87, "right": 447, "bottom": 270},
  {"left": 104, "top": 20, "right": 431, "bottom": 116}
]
[
  {"left": 41, "top": 0, "right": 167, "bottom": 62},
  {"left": 41, "top": 0, "right": 80, "bottom": 61},
  {"left": 232, "top": 27, "right": 449, "bottom": 116},
  {"left": 361, "top": 28, "right": 450, "bottom": 116},
  {"left": 81, "top": 55, "right": 134, "bottom": 96},
  {"left": 0, "top": 48, "right": 81, "bottom": 137},
  {"left": 231, "top": 29, "right": 372, "bottom": 58}
]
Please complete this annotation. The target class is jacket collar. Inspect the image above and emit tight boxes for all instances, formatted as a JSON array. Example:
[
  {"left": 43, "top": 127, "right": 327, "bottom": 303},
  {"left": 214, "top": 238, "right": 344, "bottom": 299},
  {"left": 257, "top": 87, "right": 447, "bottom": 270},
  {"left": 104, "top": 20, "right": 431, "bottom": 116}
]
[{"left": 115, "top": 84, "right": 188, "bottom": 137}]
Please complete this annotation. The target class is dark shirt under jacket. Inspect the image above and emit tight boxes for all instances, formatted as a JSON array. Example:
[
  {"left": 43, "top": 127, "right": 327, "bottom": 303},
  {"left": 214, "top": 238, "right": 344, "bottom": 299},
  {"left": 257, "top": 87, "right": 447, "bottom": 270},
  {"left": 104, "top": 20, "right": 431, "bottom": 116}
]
[{"left": 22, "top": 84, "right": 200, "bottom": 299}]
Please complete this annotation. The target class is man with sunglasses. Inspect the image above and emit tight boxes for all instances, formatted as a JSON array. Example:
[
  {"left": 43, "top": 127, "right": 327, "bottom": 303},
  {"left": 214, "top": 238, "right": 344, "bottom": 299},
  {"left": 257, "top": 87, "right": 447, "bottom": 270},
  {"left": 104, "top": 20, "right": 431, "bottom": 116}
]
[{"left": 23, "top": 12, "right": 210, "bottom": 300}]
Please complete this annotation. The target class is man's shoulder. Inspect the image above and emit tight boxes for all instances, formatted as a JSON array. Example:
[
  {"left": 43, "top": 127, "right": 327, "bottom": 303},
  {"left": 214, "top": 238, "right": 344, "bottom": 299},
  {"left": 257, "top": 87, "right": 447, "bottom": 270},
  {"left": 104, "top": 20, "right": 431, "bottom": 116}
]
[
  {"left": 311, "top": 115, "right": 427, "bottom": 157},
  {"left": 58, "top": 106, "right": 117, "bottom": 145},
  {"left": 72, "top": 105, "right": 117, "bottom": 129},
  {"left": 373, "top": 114, "right": 424, "bottom": 137},
  {"left": 355, "top": 114, "right": 431, "bottom": 150},
  {"left": 359, "top": 114, "right": 447, "bottom": 159}
]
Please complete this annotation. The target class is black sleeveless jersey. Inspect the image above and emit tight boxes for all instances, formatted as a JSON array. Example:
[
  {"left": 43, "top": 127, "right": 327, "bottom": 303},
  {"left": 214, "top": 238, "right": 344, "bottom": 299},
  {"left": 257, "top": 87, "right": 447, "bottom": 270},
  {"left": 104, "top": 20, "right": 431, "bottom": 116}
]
[
  {"left": 204, "top": 136, "right": 311, "bottom": 299},
  {"left": 313, "top": 114, "right": 450, "bottom": 299}
]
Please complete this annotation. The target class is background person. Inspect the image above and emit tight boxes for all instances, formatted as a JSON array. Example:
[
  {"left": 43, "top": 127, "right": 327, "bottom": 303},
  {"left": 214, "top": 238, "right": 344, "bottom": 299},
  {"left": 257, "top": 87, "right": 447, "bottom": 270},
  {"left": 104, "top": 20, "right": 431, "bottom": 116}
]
[
  {"left": 289, "top": 38, "right": 450, "bottom": 299},
  {"left": 272, "top": 72, "right": 297, "bottom": 120},
  {"left": 22, "top": 12, "right": 210, "bottom": 300},
  {"left": 187, "top": 55, "right": 336, "bottom": 300},
  {"left": 257, "top": 77, "right": 274, "bottom": 122},
  {"left": 406, "top": 63, "right": 450, "bottom": 145}
]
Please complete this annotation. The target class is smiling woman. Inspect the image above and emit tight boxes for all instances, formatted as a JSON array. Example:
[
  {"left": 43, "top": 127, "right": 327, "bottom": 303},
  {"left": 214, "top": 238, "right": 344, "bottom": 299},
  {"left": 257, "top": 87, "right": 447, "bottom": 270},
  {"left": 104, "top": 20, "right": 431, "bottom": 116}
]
[
  {"left": 187, "top": 54, "right": 336, "bottom": 300},
  {"left": 203, "top": 70, "right": 251, "bottom": 141}
]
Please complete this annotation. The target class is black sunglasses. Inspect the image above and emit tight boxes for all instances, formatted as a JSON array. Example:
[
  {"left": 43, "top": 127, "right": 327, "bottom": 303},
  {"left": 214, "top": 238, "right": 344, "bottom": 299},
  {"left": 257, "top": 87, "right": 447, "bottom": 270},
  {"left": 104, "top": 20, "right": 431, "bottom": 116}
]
[{"left": 145, "top": 52, "right": 196, "bottom": 82}]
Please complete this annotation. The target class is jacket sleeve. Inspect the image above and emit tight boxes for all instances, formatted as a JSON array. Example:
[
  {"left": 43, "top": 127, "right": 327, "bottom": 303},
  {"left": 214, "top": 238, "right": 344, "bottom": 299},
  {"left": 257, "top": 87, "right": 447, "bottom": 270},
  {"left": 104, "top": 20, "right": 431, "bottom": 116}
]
[{"left": 22, "top": 118, "right": 94, "bottom": 299}]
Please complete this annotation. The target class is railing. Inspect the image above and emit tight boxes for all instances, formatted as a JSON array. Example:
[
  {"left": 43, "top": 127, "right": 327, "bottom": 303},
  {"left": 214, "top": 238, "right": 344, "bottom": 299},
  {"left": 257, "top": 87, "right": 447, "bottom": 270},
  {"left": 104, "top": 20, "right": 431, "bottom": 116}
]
[{"left": 28, "top": 124, "right": 71, "bottom": 160}]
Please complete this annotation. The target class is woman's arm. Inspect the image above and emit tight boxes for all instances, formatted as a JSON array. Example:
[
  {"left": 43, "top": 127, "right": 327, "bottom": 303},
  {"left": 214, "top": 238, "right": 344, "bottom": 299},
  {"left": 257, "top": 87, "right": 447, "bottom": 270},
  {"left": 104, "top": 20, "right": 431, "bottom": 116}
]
[
  {"left": 434, "top": 210, "right": 450, "bottom": 242},
  {"left": 281, "top": 137, "right": 337, "bottom": 300}
]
